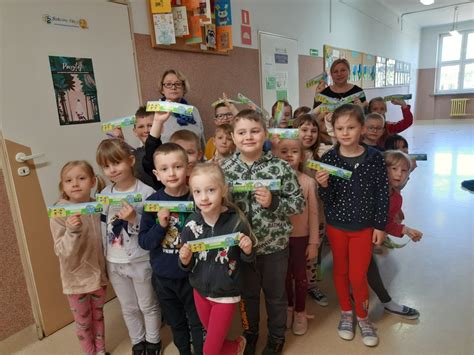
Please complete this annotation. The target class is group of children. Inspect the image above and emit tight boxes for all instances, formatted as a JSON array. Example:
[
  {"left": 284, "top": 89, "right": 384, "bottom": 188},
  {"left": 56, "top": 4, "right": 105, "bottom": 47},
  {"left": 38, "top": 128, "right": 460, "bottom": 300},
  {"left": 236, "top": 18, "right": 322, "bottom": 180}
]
[{"left": 50, "top": 83, "right": 424, "bottom": 355}]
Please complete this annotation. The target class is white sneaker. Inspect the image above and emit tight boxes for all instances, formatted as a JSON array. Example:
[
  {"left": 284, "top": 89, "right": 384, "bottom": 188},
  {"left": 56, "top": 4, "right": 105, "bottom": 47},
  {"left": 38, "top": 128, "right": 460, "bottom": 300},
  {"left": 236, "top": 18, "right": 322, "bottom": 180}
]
[
  {"left": 337, "top": 312, "right": 355, "bottom": 340},
  {"left": 358, "top": 318, "right": 378, "bottom": 347}
]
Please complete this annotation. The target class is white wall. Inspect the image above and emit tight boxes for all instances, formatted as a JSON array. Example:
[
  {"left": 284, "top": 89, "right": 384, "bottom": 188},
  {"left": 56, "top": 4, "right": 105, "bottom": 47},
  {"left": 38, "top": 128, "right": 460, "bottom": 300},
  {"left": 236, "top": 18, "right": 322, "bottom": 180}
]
[
  {"left": 0, "top": 1, "right": 140, "bottom": 204},
  {"left": 419, "top": 20, "right": 474, "bottom": 69}
]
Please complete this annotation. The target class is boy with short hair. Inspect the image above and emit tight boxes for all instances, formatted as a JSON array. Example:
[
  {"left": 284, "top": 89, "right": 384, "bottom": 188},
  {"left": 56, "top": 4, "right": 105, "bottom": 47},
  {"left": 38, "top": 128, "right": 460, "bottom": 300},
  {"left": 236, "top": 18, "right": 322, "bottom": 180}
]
[
  {"left": 133, "top": 106, "right": 155, "bottom": 187},
  {"left": 204, "top": 102, "right": 236, "bottom": 160},
  {"left": 211, "top": 124, "right": 235, "bottom": 164},
  {"left": 271, "top": 100, "right": 293, "bottom": 128},
  {"left": 222, "top": 109, "right": 304, "bottom": 355},
  {"left": 362, "top": 113, "right": 386, "bottom": 151},
  {"left": 169, "top": 129, "right": 204, "bottom": 171},
  {"left": 139, "top": 142, "right": 204, "bottom": 355},
  {"left": 142, "top": 112, "right": 203, "bottom": 191}
]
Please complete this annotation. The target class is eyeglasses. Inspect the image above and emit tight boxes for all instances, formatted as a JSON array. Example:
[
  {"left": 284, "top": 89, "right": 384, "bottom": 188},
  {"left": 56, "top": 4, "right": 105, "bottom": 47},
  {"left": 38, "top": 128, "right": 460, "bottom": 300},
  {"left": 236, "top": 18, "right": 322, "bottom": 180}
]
[
  {"left": 162, "top": 81, "right": 184, "bottom": 89},
  {"left": 366, "top": 126, "right": 384, "bottom": 132},
  {"left": 215, "top": 113, "right": 234, "bottom": 120}
]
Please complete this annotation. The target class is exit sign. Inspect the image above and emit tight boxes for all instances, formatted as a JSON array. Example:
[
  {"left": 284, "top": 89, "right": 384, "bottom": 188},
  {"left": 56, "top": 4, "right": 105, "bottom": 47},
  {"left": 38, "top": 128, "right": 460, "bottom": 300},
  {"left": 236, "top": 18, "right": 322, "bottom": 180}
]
[{"left": 309, "top": 48, "right": 318, "bottom": 56}]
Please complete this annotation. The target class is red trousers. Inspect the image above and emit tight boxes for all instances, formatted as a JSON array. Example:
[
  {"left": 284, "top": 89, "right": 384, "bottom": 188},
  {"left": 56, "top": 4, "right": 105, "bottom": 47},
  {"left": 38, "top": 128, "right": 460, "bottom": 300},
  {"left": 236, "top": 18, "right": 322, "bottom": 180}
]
[
  {"left": 326, "top": 224, "right": 373, "bottom": 318},
  {"left": 193, "top": 289, "right": 239, "bottom": 355}
]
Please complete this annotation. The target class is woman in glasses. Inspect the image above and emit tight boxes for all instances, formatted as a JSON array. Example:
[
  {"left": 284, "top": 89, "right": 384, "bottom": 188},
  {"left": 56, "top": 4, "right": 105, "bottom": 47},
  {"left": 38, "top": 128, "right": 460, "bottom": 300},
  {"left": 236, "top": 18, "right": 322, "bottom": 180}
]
[{"left": 156, "top": 69, "right": 206, "bottom": 149}]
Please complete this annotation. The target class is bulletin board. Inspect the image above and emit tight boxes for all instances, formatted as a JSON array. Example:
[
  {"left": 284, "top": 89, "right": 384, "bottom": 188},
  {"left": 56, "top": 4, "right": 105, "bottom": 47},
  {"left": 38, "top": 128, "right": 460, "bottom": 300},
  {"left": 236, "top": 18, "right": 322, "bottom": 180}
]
[
  {"left": 259, "top": 31, "right": 299, "bottom": 115},
  {"left": 324, "top": 45, "right": 410, "bottom": 89},
  {"left": 323, "top": 45, "right": 362, "bottom": 87},
  {"left": 148, "top": 0, "right": 233, "bottom": 55}
]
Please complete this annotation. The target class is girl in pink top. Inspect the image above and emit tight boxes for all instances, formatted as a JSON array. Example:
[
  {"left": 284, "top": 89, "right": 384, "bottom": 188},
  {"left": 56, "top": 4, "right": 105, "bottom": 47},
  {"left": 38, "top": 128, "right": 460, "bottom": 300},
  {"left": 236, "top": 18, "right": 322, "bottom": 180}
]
[
  {"left": 277, "top": 138, "right": 319, "bottom": 336},
  {"left": 49, "top": 161, "right": 108, "bottom": 355}
]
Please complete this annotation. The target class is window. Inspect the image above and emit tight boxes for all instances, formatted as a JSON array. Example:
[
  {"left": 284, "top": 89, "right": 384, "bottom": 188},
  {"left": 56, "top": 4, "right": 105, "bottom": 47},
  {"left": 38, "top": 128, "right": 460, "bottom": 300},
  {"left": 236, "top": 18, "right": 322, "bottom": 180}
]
[{"left": 437, "top": 30, "right": 474, "bottom": 93}]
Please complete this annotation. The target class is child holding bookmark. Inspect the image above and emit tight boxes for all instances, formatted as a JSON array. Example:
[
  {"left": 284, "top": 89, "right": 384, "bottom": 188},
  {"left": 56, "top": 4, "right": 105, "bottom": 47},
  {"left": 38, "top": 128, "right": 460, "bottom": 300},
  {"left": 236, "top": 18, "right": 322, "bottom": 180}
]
[
  {"left": 315, "top": 104, "right": 389, "bottom": 347},
  {"left": 179, "top": 163, "right": 255, "bottom": 355},
  {"left": 222, "top": 109, "right": 304, "bottom": 354}
]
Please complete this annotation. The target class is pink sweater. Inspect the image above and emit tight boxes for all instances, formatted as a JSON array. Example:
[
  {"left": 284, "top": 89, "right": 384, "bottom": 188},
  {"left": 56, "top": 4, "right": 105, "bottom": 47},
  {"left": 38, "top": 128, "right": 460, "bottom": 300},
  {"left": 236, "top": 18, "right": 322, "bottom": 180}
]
[
  {"left": 289, "top": 172, "right": 320, "bottom": 245},
  {"left": 49, "top": 199, "right": 108, "bottom": 294}
]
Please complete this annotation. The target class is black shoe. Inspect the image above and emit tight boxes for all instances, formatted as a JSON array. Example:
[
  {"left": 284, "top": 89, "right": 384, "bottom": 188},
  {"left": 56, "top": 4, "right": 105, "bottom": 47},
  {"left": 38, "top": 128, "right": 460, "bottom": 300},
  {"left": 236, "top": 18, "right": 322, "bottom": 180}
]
[
  {"left": 262, "top": 336, "right": 285, "bottom": 355},
  {"left": 384, "top": 305, "right": 420, "bottom": 320},
  {"left": 145, "top": 341, "right": 162, "bottom": 355},
  {"left": 132, "top": 341, "right": 146, "bottom": 355},
  {"left": 243, "top": 331, "right": 258, "bottom": 355}
]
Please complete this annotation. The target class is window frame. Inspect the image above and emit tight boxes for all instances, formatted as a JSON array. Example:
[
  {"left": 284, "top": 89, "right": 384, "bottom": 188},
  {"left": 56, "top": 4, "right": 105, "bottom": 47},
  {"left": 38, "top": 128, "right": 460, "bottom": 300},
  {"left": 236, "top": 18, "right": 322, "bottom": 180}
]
[{"left": 436, "top": 30, "right": 474, "bottom": 94}]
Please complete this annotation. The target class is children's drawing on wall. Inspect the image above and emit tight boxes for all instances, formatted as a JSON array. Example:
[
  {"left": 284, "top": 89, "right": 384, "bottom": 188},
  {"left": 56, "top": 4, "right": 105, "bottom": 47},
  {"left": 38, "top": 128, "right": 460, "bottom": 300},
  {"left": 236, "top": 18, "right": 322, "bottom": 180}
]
[{"left": 49, "top": 56, "right": 100, "bottom": 125}]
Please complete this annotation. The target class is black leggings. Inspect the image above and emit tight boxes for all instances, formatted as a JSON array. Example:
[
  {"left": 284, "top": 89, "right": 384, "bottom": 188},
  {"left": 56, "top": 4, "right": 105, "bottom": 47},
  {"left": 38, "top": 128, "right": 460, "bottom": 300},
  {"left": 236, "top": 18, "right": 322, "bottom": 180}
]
[{"left": 367, "top": 256, "right": 391, "bottom": 303}]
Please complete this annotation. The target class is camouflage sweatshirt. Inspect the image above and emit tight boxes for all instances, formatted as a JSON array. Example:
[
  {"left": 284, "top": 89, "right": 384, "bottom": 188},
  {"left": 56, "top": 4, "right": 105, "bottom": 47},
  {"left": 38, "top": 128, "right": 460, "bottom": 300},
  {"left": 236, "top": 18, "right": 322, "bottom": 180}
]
[{"left": 222, "top": 151, "right": 304, "bottom": 255}]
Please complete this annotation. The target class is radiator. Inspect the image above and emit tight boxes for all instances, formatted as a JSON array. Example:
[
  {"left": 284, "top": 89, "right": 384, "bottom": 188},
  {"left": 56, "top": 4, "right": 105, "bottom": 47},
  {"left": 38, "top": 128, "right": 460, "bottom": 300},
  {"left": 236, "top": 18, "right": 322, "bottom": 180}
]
[{"left": 450, "top": 98, "right": 470, "bottom": 116}]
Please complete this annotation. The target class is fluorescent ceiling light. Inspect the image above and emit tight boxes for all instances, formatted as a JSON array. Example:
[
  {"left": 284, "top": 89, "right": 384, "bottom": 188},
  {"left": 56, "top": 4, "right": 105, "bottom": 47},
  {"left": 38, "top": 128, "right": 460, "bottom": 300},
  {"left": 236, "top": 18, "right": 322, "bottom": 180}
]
[{"left": 420, "top": 0, "right": 434, "bottom": 5}]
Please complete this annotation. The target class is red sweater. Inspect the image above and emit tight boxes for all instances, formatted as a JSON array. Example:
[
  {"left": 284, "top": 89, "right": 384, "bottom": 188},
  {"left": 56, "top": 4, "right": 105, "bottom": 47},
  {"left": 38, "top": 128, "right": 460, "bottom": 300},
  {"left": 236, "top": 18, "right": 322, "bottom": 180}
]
[
  {"left": 385, "top": 189, "right": 405, "bottom": 237},
  {"left": 378, "top": 105, "right": 413, "bottom": 147}
]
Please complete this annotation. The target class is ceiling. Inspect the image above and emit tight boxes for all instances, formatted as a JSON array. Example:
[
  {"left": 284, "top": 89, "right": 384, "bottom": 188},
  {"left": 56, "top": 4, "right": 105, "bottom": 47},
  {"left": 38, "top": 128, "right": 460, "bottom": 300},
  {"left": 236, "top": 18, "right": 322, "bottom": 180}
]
[{"left": 377, "top": 0, "right": 474, "bottom": 28}]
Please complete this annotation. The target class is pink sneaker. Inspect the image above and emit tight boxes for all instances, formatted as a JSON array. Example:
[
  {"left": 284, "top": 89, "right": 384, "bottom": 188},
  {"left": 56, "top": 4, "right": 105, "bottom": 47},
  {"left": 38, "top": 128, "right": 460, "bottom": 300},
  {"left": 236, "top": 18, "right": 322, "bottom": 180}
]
[{"left": 292, "top": 311, "right": 314, "bottom": 335}]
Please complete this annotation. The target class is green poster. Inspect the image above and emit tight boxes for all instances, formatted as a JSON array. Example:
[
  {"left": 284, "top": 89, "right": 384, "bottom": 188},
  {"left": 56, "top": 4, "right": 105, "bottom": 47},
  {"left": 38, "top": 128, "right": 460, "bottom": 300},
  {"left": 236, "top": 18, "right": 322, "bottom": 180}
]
[{"left": 49, "top": 56, "right": 100, "bottom": 125}]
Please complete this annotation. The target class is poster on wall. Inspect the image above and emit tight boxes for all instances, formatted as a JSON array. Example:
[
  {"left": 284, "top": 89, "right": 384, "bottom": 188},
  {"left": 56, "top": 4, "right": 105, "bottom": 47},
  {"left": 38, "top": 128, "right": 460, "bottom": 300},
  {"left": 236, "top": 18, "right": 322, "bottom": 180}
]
[
  {"left": 375, "top": 56, "right": 386, "bottom": 88},
  {"left": 362, "top": 53, "right": 376, "bottom": 89},
  {"left": 49, "top": 56, "right": 100, "bottom": 126},
  {"left": 344, "top": 49, "right": 363, "bottom": 87}
]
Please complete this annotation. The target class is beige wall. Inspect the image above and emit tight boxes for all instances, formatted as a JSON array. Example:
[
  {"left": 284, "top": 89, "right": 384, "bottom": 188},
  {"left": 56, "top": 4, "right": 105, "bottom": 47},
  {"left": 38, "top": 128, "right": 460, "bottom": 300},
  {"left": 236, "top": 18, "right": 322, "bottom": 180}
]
[{"left": 416, "top": 68, "right": 474, "bottom": 120}]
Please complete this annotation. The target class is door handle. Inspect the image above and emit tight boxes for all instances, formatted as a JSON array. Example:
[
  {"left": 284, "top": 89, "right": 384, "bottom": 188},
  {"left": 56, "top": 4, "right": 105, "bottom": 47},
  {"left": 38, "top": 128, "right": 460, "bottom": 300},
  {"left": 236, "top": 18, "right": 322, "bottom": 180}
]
[{"left": 15, "top": 152, "right": 45, "bottom": 163}]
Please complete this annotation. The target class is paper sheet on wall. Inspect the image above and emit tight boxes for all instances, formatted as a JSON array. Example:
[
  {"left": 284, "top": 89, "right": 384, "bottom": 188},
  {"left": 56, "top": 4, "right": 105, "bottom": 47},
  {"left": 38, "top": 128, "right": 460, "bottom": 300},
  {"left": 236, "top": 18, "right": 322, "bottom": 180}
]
[
  {"left": 266, "top": 76, "right": 276, "bottom": 90},
  {"left": 172, "top": 6, "right": 189, "bottom": 37},
  {"left": 153, "top": 14, "right": 176, "bottom": 45},
  {"left": 276, "top": 90, "right": 288, "bottom": 101},
  {"left": 275, "top": 72, "right": 288, "bottom": 90}
]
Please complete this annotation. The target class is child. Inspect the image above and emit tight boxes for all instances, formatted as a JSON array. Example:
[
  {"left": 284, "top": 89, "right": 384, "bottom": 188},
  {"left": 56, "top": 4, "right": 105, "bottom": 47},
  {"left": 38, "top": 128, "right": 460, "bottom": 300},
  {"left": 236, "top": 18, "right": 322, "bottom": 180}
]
[
  {"left": 315, "top": 104, "right": 389, "bottom": 347},
  {"left": 222, "top": 109, "right": 304, "bottom": 354},
  {"left": 366, "top": 150, "right": 422, "bottom": 320},
  {"left": 211, "top": 124, "right": 236, "bottom": 163},
  {"left": 179, "top": 163, "right": 255, "bottom": 355},
  {"left": 384, "top": 149, "right": 422, "bottom": 243},
  {"left": 170, "top": 129, "right": 204, "bottom": 171},
  {"left": 384, "top": 134, "right": 408, "bottom": 152},
  {"left": 362, "top": 113, "right": 386, "bottom": 151},
  {"left": 293, "top": 114, "right": 329, "bottom": 307},
  {"left": 295, "top": 113, "right": 322, "bottom": 163},
  {"left": 138, "top": 143, "right": 204, "bottom": 355},
  {"left": 277, "top": 139, "right": 319, "bottom": 335},
  {"left": 142, "top": 112, "right": 203, "bottom": 190},
  {"left": 49, "top": 161, "right": 108, "bottom": 355},
  {"left": 271, "top": 100, "right": 292, "bottom": 128},
  {"left": 293, "top": 106, "right": 311, "bottom": 119},
  {"left": 204, "top": 101, "right": 236, "bottom": 160},
  {"left": 133, "top": 106, "right": 155, "bottom": 188},
  {"left": 385, "top": 134, "right": 417, "bottom": 172},
  {"left": 96, "top": 139, "right": 161, "bottom": 355},
  {"left": 368, "top": 97, "right": 413, "bottom": 148}
]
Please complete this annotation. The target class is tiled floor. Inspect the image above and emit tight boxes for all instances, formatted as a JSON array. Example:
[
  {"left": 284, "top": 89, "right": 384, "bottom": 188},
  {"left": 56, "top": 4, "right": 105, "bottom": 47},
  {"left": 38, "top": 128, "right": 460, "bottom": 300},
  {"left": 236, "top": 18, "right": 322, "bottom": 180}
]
[{"left": 1, "top": 119, "right": 473, "bottom": 355}]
